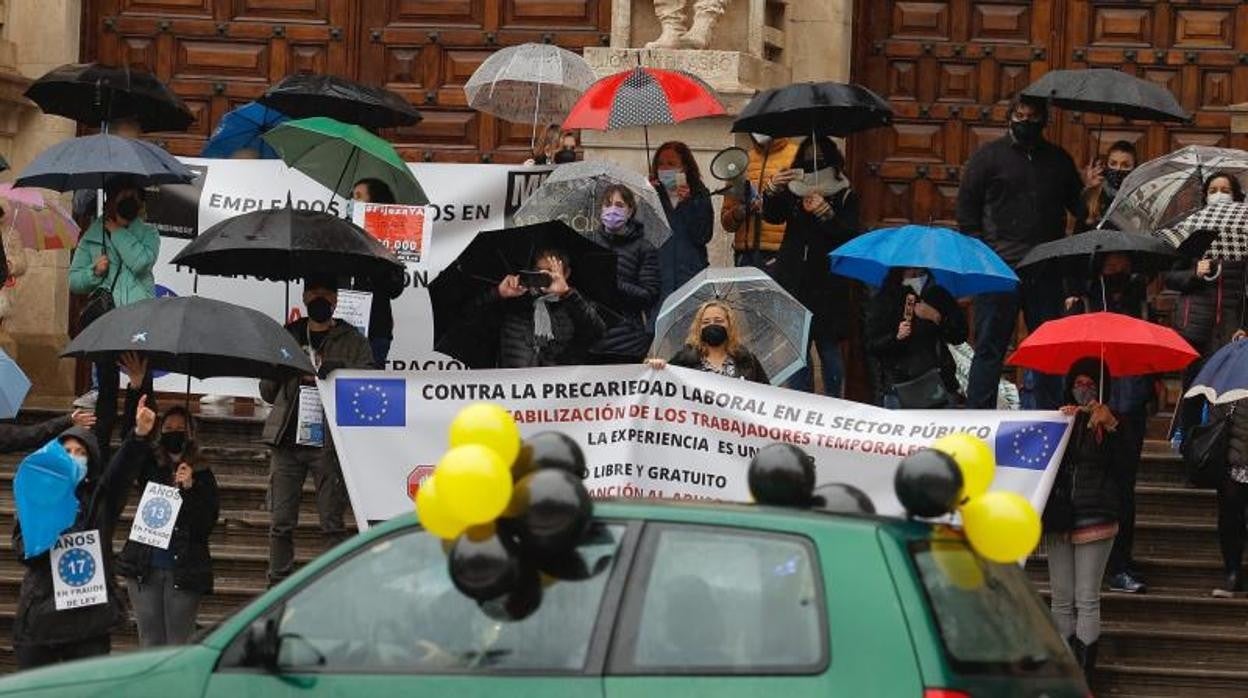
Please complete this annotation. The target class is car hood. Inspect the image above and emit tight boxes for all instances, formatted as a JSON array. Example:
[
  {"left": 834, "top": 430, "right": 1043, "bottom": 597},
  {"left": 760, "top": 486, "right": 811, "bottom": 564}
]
[{"left": 0, "top": 647, "right": 187, "bottom": 694}]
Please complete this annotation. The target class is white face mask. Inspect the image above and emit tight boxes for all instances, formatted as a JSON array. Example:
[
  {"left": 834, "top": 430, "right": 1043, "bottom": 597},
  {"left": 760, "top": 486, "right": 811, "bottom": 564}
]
[
  {"left": 1208, "top": 191, "right": 1234, "bottom": 206},
  {"left": 751, "top": 133, "right": 772, "bottom": 146},
  {"left": 902, "top": 275, "right": 926, "bottom": 296}
]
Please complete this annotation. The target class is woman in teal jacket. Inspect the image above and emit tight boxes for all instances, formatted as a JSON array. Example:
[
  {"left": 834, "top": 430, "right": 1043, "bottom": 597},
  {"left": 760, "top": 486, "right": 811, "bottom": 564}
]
[{"left": 68, "top": 178, "right": 160, "bottom": 459}]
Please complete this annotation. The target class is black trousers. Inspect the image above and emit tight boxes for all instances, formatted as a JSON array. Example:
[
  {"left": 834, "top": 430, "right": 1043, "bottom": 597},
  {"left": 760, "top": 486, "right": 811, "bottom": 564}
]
[
  {"left": 94, "top": 357, "right": 155, "bottom": 462},
  {"left": 1218, "top": 478, "right": 1248, "bottom": 575},
  {"left": 15, "top": 634, "right": 110, "bottom": 669},
  {"left": 1108, "top": 410, "right": 1145, "bottom": 576}
]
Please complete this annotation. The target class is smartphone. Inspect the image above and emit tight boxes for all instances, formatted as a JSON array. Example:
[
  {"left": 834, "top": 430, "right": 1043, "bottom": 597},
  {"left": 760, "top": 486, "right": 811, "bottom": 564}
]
[{"left": 517, "top": 270, "right": 552, "bottom": 289}]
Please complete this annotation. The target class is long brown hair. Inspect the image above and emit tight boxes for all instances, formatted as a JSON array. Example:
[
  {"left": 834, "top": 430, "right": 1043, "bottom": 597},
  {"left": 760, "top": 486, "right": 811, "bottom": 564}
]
[
  {"left": 651, "top": 141, "right": 706, "bottom": 193},
  {"left": 685, "top": 300, "right": 743, "bottom": 356}
]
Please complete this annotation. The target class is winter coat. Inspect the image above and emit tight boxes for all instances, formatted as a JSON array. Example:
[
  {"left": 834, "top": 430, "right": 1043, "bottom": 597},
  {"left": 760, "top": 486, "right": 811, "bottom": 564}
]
[
  {"left": 0, "top": 415, "right": 74, "bottom": 454},
  {"left": 1164, "top": 260, "right": 1247, "bottom": 356},
  {"left": 68, "top": 217, "right": 160, "bottom": 307},
  {"left": 474, "top": 288, "right": 606, "bottom": 368},
  {"left": 956, "top": 135, "right": 1087, "bottom": 266},
  {"left": 12, "top": 427, "right": 138, "bottom": 647},
  {"left": 350, "top": 265, "right": 407, "bottom": 344},
  {"left": 763, "top": 186, "right": 861, "bottom": 341},
  {"left": 864, "top": 281, "right": 967, "bottom": 395},
  {"left": 260, "top": 318, "right": 375, "bottom": 446},
  {"left": 656, "top": 183, "right": 713, "bottom": 301},
  {"left": 589, "top": 221, "right": 660, "bottom": 360},
  {"left": 669, "top": 345, "right": 769, "bottom": 384},
  {"left": 1042, "top": 361, "right": 1122, "bottom": 533},
  {"left": 1212, "top": 400, "right": 1248, "bottom": 470},
  {"left": 723, "top": 138, "right": 800, "bottom": 253},
  {"left": 116, "top": 441, "right": 219, "bottom": 595}
]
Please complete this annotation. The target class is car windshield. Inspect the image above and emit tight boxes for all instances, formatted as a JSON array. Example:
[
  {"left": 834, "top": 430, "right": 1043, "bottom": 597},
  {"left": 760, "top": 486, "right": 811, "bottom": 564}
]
[{"left": 910, "top": 539, "right": 1072, "bottom": 675}]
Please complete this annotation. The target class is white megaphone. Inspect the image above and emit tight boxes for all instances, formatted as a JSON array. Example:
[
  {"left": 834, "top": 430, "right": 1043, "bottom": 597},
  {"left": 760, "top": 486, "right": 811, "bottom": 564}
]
[{"left": 709, "top": 147, "right": 751, "bottom": 199}]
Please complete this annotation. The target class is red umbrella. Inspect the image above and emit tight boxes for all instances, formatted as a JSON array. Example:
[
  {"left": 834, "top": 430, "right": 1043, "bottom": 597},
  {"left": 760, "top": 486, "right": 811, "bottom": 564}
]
[
  {"left": 562, "top": 66, "right": 725, "bottom": 159},
  {"left": 1007, "top": 312, "right": 1197, "bottom": 377}
]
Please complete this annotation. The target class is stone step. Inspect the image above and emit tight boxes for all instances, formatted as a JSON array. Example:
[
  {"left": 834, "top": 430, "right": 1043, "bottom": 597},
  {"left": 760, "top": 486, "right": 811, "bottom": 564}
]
[
  {"left": 1029, "top": 554, "right": 1224, "bottom": 592},
  {"left": 1038, "top": 585, "right": 1248, "bottom": 632},
  {"left": 1099, "top": 622, "right": 1248, "bottom": 667},
  {"left": 1092, "top": 661, "right": 1248, "bottom": 698}
]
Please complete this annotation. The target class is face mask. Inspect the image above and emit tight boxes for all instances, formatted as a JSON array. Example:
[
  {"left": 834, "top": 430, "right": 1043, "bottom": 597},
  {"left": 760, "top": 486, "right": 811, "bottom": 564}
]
[
  {"left": 901, "top": 275, "right": 926, "bottom": 296},
  {"left": 1103, "top": 168, "right": 1131, "bottom": 192},
  {"left": 601, "top": 207, "right": 629, "bottom": 231},
  {"left": 306, "top": 297, "right": 334, "bottom": 323},
  {"left": 657, "top": 168, "right": 682, "bottom": 190},
  {"left": 1010, "top": 119, "right": 1044, "bottom": 145},
  {"left": 116, "top": 197, "right": 140, "bottom": 221},
  {"left": 553, "top": 148, "right": 577, "bottom": 164},
  {"left": 70, "top": 454, "right": 88, "bottom": 483},
  {"left": 160, "top": 431, "right": 188, "bottom": 455},
  {"left": 1071, "top": 385, "right": 1097, "bottom": 407},
  {"left": 751, "top": 133, "right": 772, "bottom": 146},
  {"left": 1209, "top": 191, "right": 1234, "bottom": 206},
  {"left": 700, "top": 324, "right": 728, "bottom": 347}
]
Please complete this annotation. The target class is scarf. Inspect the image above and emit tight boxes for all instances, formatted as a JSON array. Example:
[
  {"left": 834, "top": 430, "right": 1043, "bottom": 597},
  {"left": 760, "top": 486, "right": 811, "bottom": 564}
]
[{"left": 532, "top": 292, "right": 561, "bottom": 346}]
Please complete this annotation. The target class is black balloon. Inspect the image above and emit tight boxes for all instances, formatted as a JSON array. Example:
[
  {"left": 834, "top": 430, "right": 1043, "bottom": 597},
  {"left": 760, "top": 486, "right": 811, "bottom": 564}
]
[
  {"left": 810, "top": 483, "right": 876, "bottom": 514},
  {"left": 894, "top": 449, "right": 963, "bottom": 518},
  {"left": 507, "top": 469, "right": 593, "bottom": 557},
  {"left": 479, "top": 563, "right": 542, "bottom": 622},
  {"left": 448, "top": 525, "right": 522, "bottom": 601},
  {"left": 522, "top": 431, "right": 587, "bottom": 479},
  {"left": 748, "top": 443, "right": 816, "bottom": 506}
]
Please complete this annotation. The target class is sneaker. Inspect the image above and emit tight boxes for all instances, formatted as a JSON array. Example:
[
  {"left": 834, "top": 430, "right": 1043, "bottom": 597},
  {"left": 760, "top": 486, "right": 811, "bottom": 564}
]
[
  {"left": 1170, "top": 427, "right": 1184, "bottom": 453},
  {"left": 72, "top": 389, "right": 98, "bottom": 410},
  {"left": 1108, "top": 571, "right": 1147, "bottom": 593},
  {"left": 199, "top": 394, "right": 232, "bottom": 404},
  {"left": 1213, "top": 571, "right": 1243, "bottom": 598}
]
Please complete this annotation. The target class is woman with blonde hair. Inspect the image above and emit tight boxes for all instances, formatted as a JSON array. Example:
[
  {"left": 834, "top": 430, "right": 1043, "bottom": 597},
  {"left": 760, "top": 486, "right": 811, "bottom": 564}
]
[{"left": 645, "top": 299, "right": 768, "bottom": 383}]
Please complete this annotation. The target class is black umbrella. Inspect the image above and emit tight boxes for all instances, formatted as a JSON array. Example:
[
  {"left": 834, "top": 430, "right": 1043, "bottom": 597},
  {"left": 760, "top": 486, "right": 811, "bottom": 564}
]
[
  {"left": 15, "top": 134, "right": 195, "bottom": 192},
  {"left": 62, "top": 296, "right": 313, "bottom": 379},
  {"left": 258, "top": 74, "right": 422, "bottom": 130},
  {"left": 1021, "top": 69, "right": 1188, "bottom": 123},
  {"left": 25, "top": 62, "right": 194, "bottom": 132},
  {"left": 1017, "top": 229, "right": 1178, "bottom": 277},
  {"left": 171, "top": 207, "right": 404, "bottom": 282},
  {"left": 731, "top": 82, "right": 893, "bottom": 138}
]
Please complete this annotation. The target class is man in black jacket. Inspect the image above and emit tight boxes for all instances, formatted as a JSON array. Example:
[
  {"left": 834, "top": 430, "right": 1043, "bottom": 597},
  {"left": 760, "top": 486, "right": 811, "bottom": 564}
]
[{"left": 957, "top": 95, "right": 1090, "bottom": 410}]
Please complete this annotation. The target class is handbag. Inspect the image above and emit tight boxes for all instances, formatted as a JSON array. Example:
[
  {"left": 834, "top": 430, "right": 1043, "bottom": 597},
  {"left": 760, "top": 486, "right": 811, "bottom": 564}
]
[
  {"left": 1181, "top": 405, "right": 1234, "bottom": 489},
  {"left": 892, "top": 292, "right": 953, "bottom": 409},
  {"left": 76, "top": 232, "right": 119, "bottom": 333}
]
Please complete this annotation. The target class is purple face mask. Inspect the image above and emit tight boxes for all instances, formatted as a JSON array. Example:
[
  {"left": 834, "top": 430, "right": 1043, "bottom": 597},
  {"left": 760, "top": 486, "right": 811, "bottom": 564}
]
[{"left": 601, "top": 207, "right": 629, "bottom": 231}]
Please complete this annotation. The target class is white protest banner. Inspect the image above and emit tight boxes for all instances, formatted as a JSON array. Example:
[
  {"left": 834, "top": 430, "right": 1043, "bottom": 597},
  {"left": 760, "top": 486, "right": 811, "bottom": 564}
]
[
  {"left": 145, "top": 159, "right": 554, "bottom": 396},
  {"left": 128, "top": 482, "right": 184, "bottom": 549},
  {"left": 296, "top": 386, "right": 325, "bottom": 447},
  {"left": 322, "top": 366, "right": 1072, "bottom": 530},
  {"left": 333, "top": 289, "right": 373, "bottom": 336},
  {"left": 50, "top": 530, "right": 108, "bottom": 610}
]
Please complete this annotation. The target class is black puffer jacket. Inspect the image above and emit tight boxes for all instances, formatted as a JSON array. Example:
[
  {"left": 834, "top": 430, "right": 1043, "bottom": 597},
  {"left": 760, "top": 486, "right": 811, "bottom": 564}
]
[
  {"left": 473, "top": 288, "right": 606, "bottom": 368},
  {"left": 1165, "top": 260, "right": 1247, "bottom": 356},
  {"left": 669, "top": 345, "right": 769, "bottom": 384},
  {"left": 1042, "top": 360, "right": 1123, "bottom": 533},
  {"left": 864, "top": 281, "right": 967, "bottom": 394},
  {"left": 12, "top": 427, "right": 137, "bottom": 647},
  {"left": 1212, "top": 400, "right": 1248, "bottom": 470},
  {"left": 116, "top": 441, "right": 219, "bottom": 595},
  {"left": 589, "top": 221, "right": 660, "bottom": 360}
]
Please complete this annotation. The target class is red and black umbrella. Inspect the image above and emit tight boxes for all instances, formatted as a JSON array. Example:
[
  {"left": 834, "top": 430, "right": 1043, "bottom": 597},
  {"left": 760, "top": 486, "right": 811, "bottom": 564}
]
[{"left": 1007, "top": 312, "right": 1197, "bottom": 378}]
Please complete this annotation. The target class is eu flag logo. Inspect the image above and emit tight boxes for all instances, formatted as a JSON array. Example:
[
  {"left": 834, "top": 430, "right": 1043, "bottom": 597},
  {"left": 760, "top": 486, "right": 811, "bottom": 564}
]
[
  {"left": 995, "top": 421, "right": 1068, "bottom": 470},
  {"left": 335, "top": 378, "right": 406, "bottom": 427}
]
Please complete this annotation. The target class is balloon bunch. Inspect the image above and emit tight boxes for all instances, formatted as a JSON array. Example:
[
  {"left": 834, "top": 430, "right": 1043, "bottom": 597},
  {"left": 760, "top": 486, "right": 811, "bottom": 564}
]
[
  {"left": 415, "top": 403, "right": 595, "bottom": 620},
  {"left": 895, "top": 433, "right": 1041, "bottom": 564},
  {"left": 747, "top": 443, "right": 876, "bottom": 515}
]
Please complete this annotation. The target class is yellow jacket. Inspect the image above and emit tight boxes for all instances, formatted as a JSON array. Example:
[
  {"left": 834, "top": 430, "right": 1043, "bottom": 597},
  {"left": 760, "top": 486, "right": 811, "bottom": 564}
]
[{"left": 722, "top": 137, "right": 800, "bottom": 253}]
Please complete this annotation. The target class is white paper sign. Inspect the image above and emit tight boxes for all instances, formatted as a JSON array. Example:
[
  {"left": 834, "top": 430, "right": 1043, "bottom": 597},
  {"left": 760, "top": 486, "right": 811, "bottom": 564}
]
[
  {"left": 128, "top": 481, "right": 184, "bottom": 550},
  {"left": 334, "top": 289, "right": 373, "bottom": 336},
  {"left": 50, "top": 529, "right": 108, "bottom": 611},
  {"left": 297, "top": 385, "right": 325, "bottom": 447}
]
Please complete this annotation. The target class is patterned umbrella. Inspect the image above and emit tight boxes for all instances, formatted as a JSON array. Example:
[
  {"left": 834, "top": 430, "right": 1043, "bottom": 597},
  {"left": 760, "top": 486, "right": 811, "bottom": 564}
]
[
  {"left": 464, "top": 43, "right": 596, "bottom": 142},
  {"left": 1104, "top": 145, "right": 1248, "bottom": 232},
  {"left": 1154, "top": 201, "right": 1248, "bottom": 260},
  {"left": 511, "top": 158, "right": 671, "bottom": 248},
  {"left": 0, "top": 184, "right": 78, "bottom": 250}
]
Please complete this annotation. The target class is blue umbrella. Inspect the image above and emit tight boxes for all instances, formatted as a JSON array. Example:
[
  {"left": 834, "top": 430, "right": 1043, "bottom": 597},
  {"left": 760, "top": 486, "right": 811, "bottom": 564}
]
[
  {"left": 201, "top": 101, "right": 288, "bottom": 159},
  {"left": 1185, "top": 340, "right": 1248, "bottom": 404},
  {"left": 14, "top": 439, "right": 82, "bottom": 558},
  {"left": 0, "top": 348, "right": 30, "bottom": 419},
  {"left": 828, "top": 224, "right": 1018, "bottom": 297}
]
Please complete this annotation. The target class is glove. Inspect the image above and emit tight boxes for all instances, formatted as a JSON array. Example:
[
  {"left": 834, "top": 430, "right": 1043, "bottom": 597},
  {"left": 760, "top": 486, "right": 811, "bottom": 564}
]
[{"left": 317, "top": 360, "right": 345, "bottom": 380}]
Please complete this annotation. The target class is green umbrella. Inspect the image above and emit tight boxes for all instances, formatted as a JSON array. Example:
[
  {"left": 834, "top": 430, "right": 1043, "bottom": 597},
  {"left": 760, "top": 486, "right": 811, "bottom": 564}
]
[{"left": 262, "top": 116, "right": 427, "bottom": 205}]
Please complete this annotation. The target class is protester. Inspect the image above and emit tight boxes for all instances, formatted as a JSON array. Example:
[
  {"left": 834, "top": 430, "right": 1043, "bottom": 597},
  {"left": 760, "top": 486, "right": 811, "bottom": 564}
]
[
  {"left": 1081, "top": 140, "right": 1137, "bottom": 228},
  {"left": 70, "top": 118, "right": 143, "bottom": 227},
  {"left": 587, "top": 185, "right": 660, "bottom": 365},
  {"left": 865, "top": 268, "right": 967, "bottom": 408},
  {"left": 0, "top": 410, "right": 96, "bottom": 453},
  {"left": 0, "top": 203, "right": 27, "bottom": 328},
  {"left": 12, "top": 422, "right": 140, "bottom": 668},
  {"left": 723, "top": 133, "right": 799, "bottom": 274},
  {"left": 651, "top": 141, "right": 713, "bottom": 304},
  {"left": 471, "top": 249, "right": 606, "bottom": 368},
  {"left": 68, "top": 176, "right": 159, "bottom": 459},
  {"left": 116, "top": 365, "right": 219, "bottom": 647},
  {"left": 1208, "top": 390, "right": 1248, "bottom": 597},
  {"left": 1044, "top": 358, "right": 1123, "bottom": 678},
  {"left": 260, "top": 274, "right": 374, "bottom": 585},
  {"left": 553, "top": 131, "right": 578, "bottom": 164},
  {"left": 763, "top": 136, "right": 861, "bottom": 396},
  {"left": 524, "top": 125, "right": 563, "bottom": 166},
  {"left": 644, "top": 300, "right": 768, "bottom": 383},
  {"left": 957, "top": 94, "right": 1090, "bottom": 410},
  {"left": 349, "top": 177, "right": 406, "bottom": 367}
]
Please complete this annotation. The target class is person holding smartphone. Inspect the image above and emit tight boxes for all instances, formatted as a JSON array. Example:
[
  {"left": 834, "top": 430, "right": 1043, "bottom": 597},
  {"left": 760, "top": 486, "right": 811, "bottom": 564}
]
[{"left": 651, "top": 141, "right": 713, "bottom": 312}]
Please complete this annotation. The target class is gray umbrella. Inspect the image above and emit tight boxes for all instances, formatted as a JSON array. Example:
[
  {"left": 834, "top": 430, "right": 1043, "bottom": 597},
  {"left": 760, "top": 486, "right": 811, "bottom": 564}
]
[
  {"left": 512, "top": 158, "right": 672, "bottom": 248},
  {"left": 15, "top": 134, "right": 194, "bottom": 192},
  {"left": 1104, "top": 145, "right": 1248, "bottom": 232},
  {"left": 464, "top": 43, "right": 596, "bottom": 134},
  {"left": 651, "top": 267, "right": 812, "bottom": 386}
]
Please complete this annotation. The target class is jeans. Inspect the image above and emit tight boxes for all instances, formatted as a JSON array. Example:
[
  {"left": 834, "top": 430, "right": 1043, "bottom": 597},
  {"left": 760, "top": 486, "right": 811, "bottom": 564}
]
[
  {"left": 369, "top": 336, "right": 392, "bottom": 369},
  {"left": 15, "top": 635, "right": 110, "bottom": 669},
  {"left": 1217, "top": 478, "right": 1248, "bottom": 575},
  {"left": 787, "top": 337, "right": 843, "bottom": 397},
  {"left": 1045, "top": 534, "right": 1115, "bottom": 644},
  {"left": 269, "top": 446, "right": 350, "bottom": 584},
  {"left": 125, "top": 568, "right": 202, "bottom": 647},
  {"left": 967, "top": 278, "right": 1063, "bottom": 410}
]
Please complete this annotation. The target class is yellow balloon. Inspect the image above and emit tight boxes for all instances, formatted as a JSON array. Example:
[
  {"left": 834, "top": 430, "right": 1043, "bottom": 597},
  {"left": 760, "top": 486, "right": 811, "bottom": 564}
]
[
  {"left": 932, "top": 433, "right": 995, "bottom": 503},
  {"left": 449, "top": 403, "right": 521, "bottom": 466},
  {"left": 929, "top": 539, "right": 984, "bottom": 591},
  {"left": 961, "top": 491, "right": 1041, "bottom": 563},
  {"left": 415, "top": 476, "right": 468, "bottom": 540},
  {"left": 436, "top": 444, "right": 513, "bottom": 525}
]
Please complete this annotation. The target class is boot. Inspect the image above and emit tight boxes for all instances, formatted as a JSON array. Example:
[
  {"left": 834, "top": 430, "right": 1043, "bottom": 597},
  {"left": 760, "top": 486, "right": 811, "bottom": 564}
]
[
  {"left": 678, "top": 10, "right": 718, "bottom": 49},
  {"left": 1069, "top": 636, "right": 1087, "bottom": 671},
  {"left": 1082, "top": 640, "right": 1099, "bottom": 675}
]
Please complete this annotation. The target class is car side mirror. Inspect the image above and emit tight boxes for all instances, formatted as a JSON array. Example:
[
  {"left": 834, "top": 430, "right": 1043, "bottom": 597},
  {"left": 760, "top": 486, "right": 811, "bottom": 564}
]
[{"left": 243, "top": 617, "right": 281, "bottom": 671}]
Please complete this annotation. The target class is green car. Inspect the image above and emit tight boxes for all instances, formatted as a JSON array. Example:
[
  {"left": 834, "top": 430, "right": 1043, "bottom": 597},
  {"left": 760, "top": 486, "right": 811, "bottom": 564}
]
[{"left": 0, "top": 501, "right": 1087, "bottom": 697}]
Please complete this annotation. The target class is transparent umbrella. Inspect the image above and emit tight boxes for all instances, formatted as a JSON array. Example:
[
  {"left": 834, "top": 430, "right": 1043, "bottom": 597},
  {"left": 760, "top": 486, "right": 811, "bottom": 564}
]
[
  {"left": 651, "top": 267, "right": 811, "bottom": 385},
  {"left": 1104, "top": 145, "right": 1248, "bottom": 232},
  {"left": 464, "top": 43, "right": 596, "bottom": 149}
]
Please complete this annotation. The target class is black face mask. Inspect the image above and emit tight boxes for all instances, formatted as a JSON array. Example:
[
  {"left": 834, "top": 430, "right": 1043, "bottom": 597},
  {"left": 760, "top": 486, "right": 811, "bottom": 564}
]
[
  {"left": 306, "top": 297, "right": 334, "bottom": 323},
  {"left": 1010, "top": 120, "right": 1044, "bottom": 146},
  {"left": 115, "top": 197, "right": 140, "bottom": 222},
  {"left": 553, "top": 148, "right": 577, "bottom": 164},
  {"left": 1103, "top": 168, "right": 1131, "bottom": 191},
  {"left": 160, "top": 431, "right": 187, "bottom": 455},
  {"left": 700, "top": 324, "right": 728, "bottom": 347}
]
